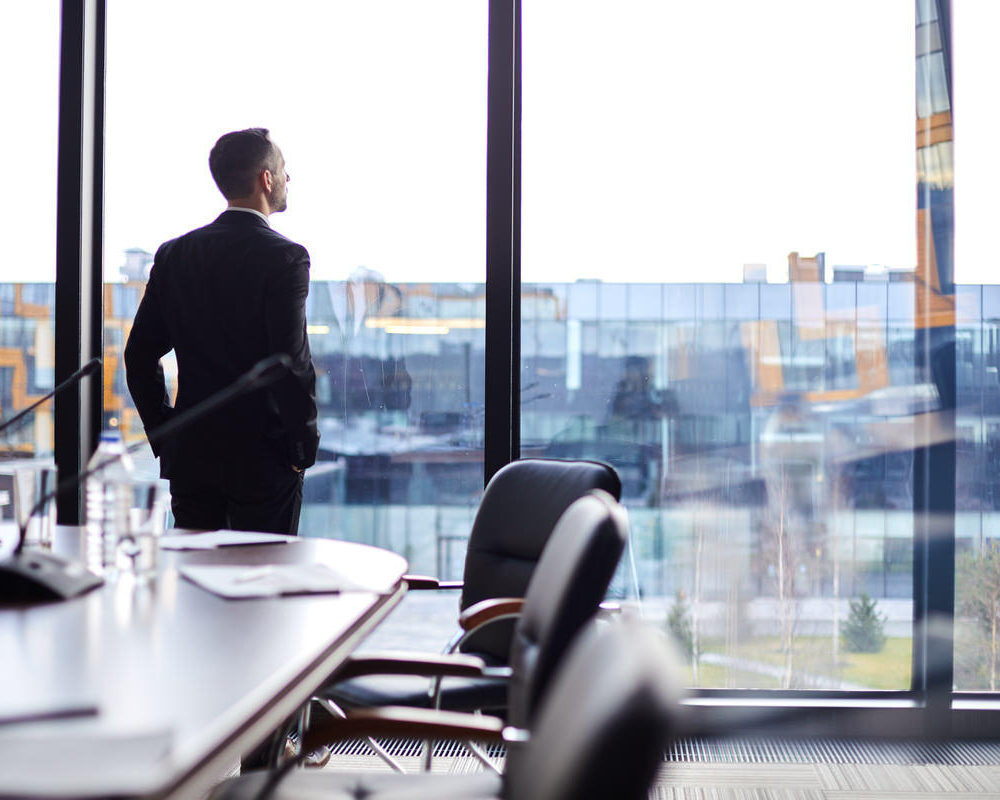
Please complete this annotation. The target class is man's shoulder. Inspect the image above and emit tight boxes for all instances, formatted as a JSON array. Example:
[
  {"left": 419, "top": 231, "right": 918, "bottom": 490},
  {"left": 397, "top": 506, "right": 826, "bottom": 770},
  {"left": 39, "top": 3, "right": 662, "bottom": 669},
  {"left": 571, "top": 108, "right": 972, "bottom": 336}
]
[
  {"left": 155, "top": 222, "right": 215, "bottom": 256},
  {"left": 255, "top": 226, "right": 310, "bottom": 265},
  {"left": 257, "top": 224, "right": 306, "bottom": 250}
]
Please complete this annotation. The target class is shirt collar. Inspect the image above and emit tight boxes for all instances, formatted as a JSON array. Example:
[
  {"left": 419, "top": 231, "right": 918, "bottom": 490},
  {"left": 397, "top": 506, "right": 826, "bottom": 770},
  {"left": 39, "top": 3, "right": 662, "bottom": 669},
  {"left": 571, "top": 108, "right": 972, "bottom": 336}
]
[{"left": 226, "top": 206, "right": 270, "bottom": 226}]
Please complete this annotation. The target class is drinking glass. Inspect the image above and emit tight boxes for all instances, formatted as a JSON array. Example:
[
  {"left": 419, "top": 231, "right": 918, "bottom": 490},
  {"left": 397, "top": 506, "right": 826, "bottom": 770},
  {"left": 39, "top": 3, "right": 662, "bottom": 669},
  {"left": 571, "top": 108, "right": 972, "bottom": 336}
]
[
  {"left": 117, "top": 479, "right": 169, "bottom": 579},
  {"left": 12, "top": 465, "right": 57, "bottom": 549}
]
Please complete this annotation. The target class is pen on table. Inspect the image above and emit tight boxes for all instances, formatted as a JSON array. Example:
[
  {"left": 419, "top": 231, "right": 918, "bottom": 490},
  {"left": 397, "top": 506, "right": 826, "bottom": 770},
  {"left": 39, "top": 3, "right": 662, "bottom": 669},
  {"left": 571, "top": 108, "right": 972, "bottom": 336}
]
[
  {"left": 0, "top": 705, "right": 99, "bottom": 726},
  {"left": 234, "top": 566, "right": 276, "bottom": 583}
]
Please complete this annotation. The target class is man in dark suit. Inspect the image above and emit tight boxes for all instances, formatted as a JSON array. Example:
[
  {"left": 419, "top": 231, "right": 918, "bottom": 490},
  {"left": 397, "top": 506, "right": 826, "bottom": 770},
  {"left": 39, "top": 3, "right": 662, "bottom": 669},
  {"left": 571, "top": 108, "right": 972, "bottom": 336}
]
[{"left": 124, "top": 128, "right": 319, "bottom": 534}]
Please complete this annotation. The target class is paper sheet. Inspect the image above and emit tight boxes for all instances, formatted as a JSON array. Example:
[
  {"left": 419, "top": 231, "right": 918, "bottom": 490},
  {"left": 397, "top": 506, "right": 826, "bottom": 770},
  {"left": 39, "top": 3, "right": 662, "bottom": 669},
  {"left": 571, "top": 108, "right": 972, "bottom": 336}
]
[
  {"left": 179, "top": 563, "right": 379, "bottom": 598},
  {"left": 160, "top": 530, "right": 295, "bottom": 550}
]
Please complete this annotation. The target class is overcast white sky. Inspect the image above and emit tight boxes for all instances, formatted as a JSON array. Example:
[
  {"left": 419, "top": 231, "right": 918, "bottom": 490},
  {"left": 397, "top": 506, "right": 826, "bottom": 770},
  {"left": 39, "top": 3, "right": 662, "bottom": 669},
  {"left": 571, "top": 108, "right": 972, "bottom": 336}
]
[{"left": 2, "top": 1, "right": 999, "bottom": 286}]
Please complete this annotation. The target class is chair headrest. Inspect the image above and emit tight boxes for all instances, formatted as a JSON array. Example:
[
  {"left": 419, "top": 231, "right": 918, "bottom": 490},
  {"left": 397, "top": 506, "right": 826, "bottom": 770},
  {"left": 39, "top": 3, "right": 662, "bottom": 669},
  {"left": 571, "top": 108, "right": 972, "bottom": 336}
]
[
  {"left": 505, "top": 619, "right": 685, "bottom": 800},
  {"left": 470, "top": 459, "right": 622, "bottom": 562}
]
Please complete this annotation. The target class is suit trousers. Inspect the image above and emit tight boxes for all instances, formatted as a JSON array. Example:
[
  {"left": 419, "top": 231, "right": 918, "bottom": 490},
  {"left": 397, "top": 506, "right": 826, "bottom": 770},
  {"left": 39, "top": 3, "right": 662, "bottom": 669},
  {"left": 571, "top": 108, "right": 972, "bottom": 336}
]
[{"left": 169, "top": 456, "right": 304, "bottom": 535}]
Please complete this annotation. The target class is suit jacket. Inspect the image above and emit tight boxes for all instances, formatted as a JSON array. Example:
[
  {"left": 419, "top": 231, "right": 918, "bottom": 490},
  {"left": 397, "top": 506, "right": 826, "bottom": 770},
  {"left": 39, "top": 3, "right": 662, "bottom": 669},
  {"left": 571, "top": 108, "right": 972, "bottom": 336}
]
[{"left": 124, "top": 210, "right": 320, "bottom": 479}]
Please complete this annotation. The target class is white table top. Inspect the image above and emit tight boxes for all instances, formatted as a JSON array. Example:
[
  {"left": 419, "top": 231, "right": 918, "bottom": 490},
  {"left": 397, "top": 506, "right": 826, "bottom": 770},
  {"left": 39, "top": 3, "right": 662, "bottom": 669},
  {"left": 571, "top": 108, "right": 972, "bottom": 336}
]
[{"left": 0, "top": 528, "right": 408, "bottom": 799}]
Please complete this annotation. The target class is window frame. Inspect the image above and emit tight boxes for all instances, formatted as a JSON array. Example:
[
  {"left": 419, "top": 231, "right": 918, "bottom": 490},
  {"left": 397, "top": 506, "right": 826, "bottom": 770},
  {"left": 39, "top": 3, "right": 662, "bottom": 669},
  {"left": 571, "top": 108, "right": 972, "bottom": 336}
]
[{"left": 57, "top": 0, "right": 997, "bottom": 731}]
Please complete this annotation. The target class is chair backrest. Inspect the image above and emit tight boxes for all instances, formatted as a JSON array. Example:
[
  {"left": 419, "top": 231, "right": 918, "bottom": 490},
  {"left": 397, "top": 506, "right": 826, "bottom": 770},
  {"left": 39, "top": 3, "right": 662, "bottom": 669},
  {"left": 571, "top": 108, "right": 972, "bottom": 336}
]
[
  {"left": 459, "top": 459, "right": 622, "bottom": 663},
  {"left": 506, "top": 490, "right": 626, "bottom": 728},
  {"left": 504, "top": 620, "right": 683, "bottom": 800}
]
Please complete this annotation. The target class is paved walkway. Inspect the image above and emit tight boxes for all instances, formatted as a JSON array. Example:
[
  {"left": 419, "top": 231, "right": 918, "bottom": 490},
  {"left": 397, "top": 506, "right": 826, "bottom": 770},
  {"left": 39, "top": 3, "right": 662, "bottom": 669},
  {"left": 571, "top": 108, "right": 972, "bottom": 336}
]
[{"left": 698, "top": 652, "right": 868, "bottom": 691}]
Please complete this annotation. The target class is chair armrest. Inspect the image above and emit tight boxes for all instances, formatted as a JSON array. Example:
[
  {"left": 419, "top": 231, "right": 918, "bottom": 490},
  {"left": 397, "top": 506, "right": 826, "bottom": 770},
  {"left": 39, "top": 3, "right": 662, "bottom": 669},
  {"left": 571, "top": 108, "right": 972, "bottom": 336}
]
[
  {"left": 334, "top": 651, "right": 488, "bottom": 682},
  {"left": 403, "top": 574, "right": 440, "bottom": 590},
  {"left": 599, "top": 600, "right": 622, "bottom": 616},
  {"left": 403, "top": 574, "right": 465, "bottom": 591},
  {"left": 302, "top": 706, "right": 506, "bottom": 753},
  {"left": 458, "top": 598, "right": 524, "bottom": 632}
]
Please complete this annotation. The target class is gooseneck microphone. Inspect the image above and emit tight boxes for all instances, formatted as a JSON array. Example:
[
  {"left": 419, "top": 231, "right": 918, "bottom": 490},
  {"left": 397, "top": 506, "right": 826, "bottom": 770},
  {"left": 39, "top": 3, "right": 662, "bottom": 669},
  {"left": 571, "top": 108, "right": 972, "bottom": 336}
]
[
  {"left": 0, "top": 358, "right": 101, "bottom": 437},
  {"left": 0, "top": 354, "right": 293, "bottom": 605}
]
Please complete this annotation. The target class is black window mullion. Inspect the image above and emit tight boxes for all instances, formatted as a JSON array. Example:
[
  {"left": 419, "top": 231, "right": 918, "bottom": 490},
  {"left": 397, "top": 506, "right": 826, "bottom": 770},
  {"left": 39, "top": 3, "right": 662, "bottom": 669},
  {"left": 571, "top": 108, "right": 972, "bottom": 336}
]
[
  {"left": 55, "top": 0, "right": 105, "bottom": 524},
  {"left": 484, "top": 0, "right": 521, "bottom": 485}
]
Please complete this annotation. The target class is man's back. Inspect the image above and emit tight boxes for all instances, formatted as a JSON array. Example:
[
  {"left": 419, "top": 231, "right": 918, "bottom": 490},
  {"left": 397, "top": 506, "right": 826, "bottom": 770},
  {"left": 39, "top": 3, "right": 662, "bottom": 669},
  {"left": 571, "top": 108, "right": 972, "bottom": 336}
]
[
  {"left": 126, "top": 209, "right": 318, "bottom": 475},
  {"left": 125, "top": 127, "right": 318, "bottom": 534},
  {"left": 156, "top": 213, "right": 298, "bottom": 394}
]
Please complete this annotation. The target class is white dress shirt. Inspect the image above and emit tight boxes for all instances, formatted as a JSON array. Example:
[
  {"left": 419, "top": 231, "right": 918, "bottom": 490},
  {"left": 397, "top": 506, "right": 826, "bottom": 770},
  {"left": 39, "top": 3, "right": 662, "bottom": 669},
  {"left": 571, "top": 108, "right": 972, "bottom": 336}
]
[{"left": 226, "top": 206, "right": 270, "bottom": 226}]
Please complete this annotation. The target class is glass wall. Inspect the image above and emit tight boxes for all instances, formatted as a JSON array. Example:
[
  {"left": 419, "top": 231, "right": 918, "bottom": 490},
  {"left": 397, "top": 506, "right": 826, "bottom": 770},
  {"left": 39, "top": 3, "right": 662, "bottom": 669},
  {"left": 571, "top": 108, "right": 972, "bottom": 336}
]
[
  {"left": 13, "top": 0, "right": 986, "bottom": 700},
  {"left": 104, "top": 0, "right": 487, "bottom": 572},
  {"left": 0, "top": 3, "right": 58, "bottom": 528},
  {"left": 521, "top": 0, "right": 920, "bottom": 690},
  {"left": 952, "top": 0, "right": 1000, "bottom": 691}
]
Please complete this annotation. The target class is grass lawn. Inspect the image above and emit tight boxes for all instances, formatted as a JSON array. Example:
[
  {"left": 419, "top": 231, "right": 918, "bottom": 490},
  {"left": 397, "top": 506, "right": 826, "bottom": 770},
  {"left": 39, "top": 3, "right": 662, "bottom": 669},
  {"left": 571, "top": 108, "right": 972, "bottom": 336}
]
[
  {"left": 838, "top": 637, "right": 911, "bottom": 689},
  {"left": 681, "top": 661, "right": 781, "bottom": 690},
  {"left": 689, "top": 636, "right": 911, "bottom": 690}
]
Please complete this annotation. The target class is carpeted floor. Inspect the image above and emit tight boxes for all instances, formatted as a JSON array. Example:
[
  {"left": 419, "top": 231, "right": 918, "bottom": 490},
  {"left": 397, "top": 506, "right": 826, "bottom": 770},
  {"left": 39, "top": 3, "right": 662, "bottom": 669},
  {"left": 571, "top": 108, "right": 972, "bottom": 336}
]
[
  {"left": 648, "top": 761, "right": 1000, "bottom": 798},
  {"left": 322, "top": 737, "right": 1000, "bottom": 798}
]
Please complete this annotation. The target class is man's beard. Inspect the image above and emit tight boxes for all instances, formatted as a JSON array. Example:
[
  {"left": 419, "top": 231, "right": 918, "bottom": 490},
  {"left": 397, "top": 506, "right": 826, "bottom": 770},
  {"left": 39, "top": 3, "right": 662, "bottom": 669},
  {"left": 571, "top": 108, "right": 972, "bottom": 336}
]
[{"left": 268, "top": 183, "right": 288, "bottom": 213}]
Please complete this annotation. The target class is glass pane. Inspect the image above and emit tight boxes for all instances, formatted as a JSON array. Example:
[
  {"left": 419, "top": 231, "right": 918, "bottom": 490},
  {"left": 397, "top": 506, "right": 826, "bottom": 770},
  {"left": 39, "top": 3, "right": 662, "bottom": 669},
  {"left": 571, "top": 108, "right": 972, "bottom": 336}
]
[
  {"left": 0, "top": 3, "right": 58, "bottom": 524},
  {"left": 523, "top": 1, "right": 918, "bottom": 690},
  {"left": 107, "top": 1, "right": 486, "bottom": 572},
  {"left": 953, "top": 0, "right": 1000, "bottom": 691}
]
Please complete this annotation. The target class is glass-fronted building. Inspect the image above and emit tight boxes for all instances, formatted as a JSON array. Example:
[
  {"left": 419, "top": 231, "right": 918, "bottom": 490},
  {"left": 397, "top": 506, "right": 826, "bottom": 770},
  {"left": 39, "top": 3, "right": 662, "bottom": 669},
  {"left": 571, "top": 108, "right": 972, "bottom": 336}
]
[{"left": 4, "top": 269, "right": 1000, "bottom": 691}]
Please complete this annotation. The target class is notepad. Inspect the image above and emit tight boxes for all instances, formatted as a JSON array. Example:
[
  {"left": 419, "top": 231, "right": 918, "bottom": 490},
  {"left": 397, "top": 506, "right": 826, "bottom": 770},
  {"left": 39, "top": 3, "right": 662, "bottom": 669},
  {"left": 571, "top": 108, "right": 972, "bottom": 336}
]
[
  {"left": 179, "top": 563, "right": 380, "bottom": 598},
  {"left": 160, "top": 531, "right": 296, "bottom": 550},
  {"left": 0, "top": 729, "right": 172, "bottom": 795}
]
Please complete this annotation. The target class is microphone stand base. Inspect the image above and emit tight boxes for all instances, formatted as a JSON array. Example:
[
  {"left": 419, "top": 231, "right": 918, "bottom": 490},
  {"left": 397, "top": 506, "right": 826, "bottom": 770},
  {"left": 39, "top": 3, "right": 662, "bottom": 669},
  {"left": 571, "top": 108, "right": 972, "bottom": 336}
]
[{"left": 0, "top": 550, "right": 103, "bottom": 605}]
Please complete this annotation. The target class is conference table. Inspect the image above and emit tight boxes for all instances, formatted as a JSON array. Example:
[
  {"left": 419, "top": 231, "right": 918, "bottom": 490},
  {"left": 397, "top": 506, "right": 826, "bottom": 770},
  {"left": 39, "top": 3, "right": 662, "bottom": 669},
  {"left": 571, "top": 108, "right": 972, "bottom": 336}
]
[{"left": 0, "top": 527, "right": 408, "bottom": 799}]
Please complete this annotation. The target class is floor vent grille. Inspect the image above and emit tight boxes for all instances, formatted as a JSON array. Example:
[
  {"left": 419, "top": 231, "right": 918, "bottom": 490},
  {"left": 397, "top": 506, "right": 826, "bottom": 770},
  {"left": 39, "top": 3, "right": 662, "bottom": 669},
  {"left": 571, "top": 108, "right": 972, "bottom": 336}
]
[
  {"left": 329, "top": 737, "right": 1000, "bottom": 766},
  {"left": 328, "top": 737, "right": 507, "bottom": 759},
  {"left": 669, "top": 737, "right": 1000, "bottom": 765}
]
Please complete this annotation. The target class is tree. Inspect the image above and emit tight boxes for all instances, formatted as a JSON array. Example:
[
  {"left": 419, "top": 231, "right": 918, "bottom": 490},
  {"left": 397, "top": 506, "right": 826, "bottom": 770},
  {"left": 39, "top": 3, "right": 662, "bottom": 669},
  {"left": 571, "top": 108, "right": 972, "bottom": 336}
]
[
  {"left": 757, "top": 474, "right": 809, "bottom": 687},
  {"left": 843, "top": 593, "right": 887, "bottom": 653},
  {"left": 667, "top": 589, "right": 694, "bottom": 662},
  {"left": 956, "top": 540, "right": 1000, "bottom": 690}
]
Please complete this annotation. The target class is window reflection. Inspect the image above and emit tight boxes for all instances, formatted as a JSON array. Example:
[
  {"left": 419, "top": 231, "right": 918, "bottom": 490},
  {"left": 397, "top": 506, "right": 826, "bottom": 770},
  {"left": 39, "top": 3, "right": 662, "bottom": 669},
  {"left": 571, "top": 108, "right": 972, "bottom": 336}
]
[
  {"left": 522, "top": 273, "right": 947, "bottom": 690},
  {"left": 916, "top": 52, "right": 951, "bottom": 118}
]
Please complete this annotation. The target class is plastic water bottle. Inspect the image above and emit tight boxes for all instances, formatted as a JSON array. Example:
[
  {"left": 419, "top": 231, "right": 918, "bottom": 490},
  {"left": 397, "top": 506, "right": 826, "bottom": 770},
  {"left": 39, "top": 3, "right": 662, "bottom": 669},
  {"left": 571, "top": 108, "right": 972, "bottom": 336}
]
[{"left": 84, "top": 429, "right": 135, "bottom": 576}]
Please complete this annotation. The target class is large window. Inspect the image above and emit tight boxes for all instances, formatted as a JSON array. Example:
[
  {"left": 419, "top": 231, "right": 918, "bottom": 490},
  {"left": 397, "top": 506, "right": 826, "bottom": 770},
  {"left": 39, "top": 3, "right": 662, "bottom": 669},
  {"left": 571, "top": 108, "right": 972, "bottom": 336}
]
[
  {"left": 951, "top": 0, "right": 1000, "bottom": 691},
  {"left": 105, "top": 1, "right": 487, "bottom": 572},
  {"left": 31, "top": 0, "right": 1000, "bottom": 713},
  {"left": 0, "top": 3, "right": 58, "bottom": 518},
  {"left": 522, "top": 0, "right": 921, "bottom": 690}
]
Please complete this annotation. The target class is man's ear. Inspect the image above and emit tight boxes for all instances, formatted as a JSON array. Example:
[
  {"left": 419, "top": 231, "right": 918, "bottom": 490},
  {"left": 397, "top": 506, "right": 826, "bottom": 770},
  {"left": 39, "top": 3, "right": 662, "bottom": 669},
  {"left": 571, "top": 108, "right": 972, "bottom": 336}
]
[{"left": 261, "top": 169, "right": 274, "bottom": 193}]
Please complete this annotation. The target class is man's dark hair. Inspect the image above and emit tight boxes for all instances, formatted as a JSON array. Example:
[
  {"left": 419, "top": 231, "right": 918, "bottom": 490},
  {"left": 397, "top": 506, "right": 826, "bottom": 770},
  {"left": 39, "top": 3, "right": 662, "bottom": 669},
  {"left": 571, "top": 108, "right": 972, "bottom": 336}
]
[{"left": 208, "top": 128, "right": 281, "bottom": 200}]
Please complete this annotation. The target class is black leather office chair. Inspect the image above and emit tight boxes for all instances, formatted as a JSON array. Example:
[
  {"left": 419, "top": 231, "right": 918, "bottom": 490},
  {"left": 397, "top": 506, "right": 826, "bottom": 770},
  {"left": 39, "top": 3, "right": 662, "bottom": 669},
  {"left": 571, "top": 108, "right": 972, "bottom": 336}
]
[
  {"left": 324, "top": 459, "right": 622, "bottom": 714},
  {"left": 454, "top": 459, "right": 621, "bottom": 663},
  {"left": 214, "top": 619, "right": 683, "bottom": 800},
  {"left": 326, "top": 489, "right": 626, "bottom": 733}
]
